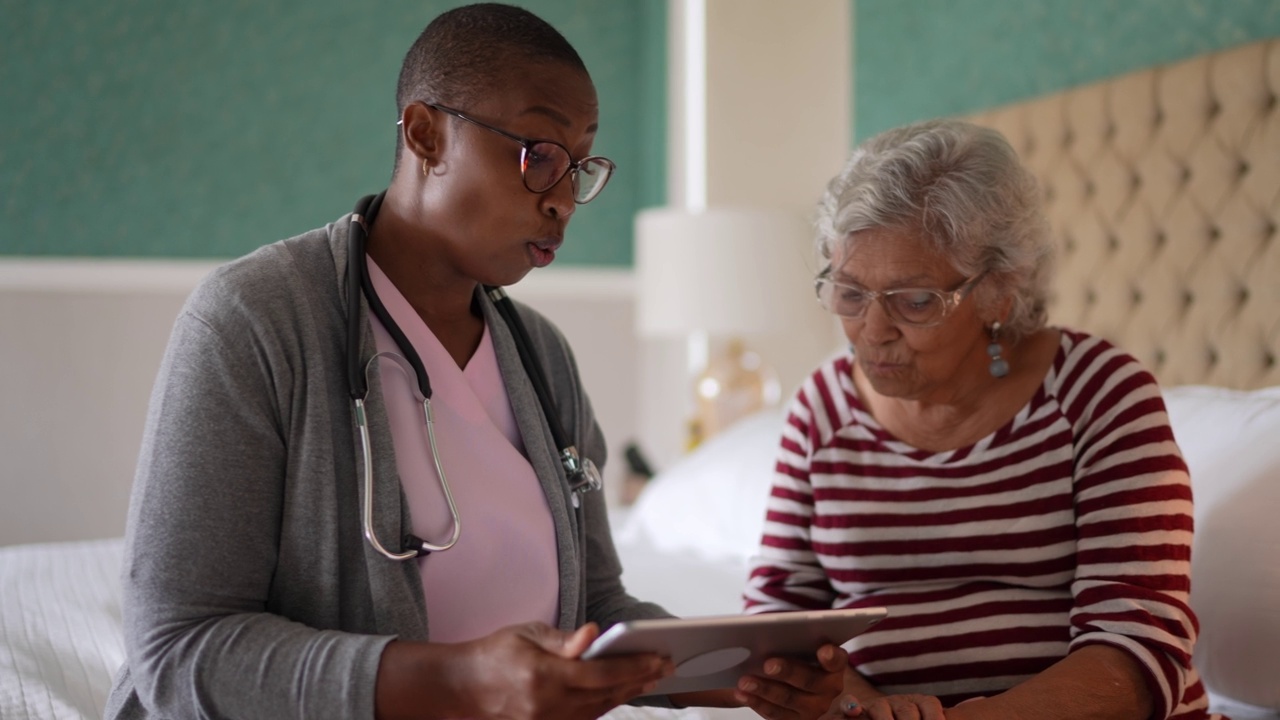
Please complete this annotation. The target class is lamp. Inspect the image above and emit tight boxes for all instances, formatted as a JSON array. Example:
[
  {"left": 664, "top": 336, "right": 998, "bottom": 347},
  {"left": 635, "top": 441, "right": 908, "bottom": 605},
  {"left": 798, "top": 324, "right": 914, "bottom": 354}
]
[{"left": 635, "top": 206, "right": 822, "bottom": 449}]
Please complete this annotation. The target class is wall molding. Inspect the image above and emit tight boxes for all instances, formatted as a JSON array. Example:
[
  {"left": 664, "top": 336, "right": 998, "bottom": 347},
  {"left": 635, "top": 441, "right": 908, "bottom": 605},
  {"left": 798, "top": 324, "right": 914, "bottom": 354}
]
[{"left": 0, "top": 257, "right": 637, "bottom": 300}]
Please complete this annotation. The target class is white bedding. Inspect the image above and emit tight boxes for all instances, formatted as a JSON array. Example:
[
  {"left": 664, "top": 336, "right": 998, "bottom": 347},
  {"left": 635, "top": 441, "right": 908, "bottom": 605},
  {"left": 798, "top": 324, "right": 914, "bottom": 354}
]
[
  {"left": 1, "top": 539, "right": 125, "bottom": 720},
  {"left": 0, "top": 535, "right": 755, "bottom": 720}
]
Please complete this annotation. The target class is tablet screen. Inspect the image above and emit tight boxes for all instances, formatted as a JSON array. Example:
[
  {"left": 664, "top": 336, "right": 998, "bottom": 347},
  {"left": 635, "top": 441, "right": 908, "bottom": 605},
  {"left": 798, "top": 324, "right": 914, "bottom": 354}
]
[{"left": 581, "top": 607, "right": 887, "bottom": 696}]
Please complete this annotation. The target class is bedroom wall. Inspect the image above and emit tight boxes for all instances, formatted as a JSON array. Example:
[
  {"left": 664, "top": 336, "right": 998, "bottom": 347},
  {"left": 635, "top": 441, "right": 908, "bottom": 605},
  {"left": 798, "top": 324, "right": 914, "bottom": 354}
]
[
  {"left": 0, "top": 1, "right": 665, "bottom": 545},
  {"left": 853, "top": 0, "right": 1280, "bottom": 141},
  {"left": 1, "top": 1, "right": 854, "bottom": 546},
  {"left": 0, "top": 0, "right": 665, "bottom": 265},
  {"left": 36, "top": 3, "right": 1261, "bottom": 543}
]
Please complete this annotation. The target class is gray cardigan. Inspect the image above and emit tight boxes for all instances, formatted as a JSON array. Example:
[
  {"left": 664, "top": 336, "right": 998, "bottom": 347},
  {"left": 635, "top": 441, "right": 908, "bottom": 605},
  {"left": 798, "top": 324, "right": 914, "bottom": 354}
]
[{"left": 105, "top": 215, "right": 670, "bottom": 719}]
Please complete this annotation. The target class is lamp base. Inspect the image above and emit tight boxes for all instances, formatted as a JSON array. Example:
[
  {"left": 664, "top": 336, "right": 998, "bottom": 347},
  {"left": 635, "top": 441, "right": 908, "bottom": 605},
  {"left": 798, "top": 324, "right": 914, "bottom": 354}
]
[{"left": 688, "top": 337, "right": 780, "bottom": 449}]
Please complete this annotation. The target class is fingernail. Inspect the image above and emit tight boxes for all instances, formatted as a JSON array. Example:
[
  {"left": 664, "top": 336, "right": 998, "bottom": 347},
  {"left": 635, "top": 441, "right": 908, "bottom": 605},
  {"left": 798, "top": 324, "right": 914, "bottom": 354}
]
[
  {"left": 740, "top": 679, "right": 758, "bottom": 692},
  {"left": 765, "top": 660, "right": 781, "bottom": 675},
  {"left": 844, "top": 698, "right": 860, "bottom": 711}
]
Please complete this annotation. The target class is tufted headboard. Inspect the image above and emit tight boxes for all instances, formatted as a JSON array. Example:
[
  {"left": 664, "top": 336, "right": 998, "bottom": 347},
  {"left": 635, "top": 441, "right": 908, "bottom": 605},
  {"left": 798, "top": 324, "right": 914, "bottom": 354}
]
[{"left": 966, "top": 38, "right": 1279, "bottom": 391}]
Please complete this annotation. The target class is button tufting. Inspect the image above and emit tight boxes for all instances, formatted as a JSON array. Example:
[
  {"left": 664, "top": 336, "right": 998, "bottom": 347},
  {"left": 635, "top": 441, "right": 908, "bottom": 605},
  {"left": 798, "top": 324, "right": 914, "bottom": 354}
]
[{"left": 963, "top": 39, "right": 1278, "bottom": 394}]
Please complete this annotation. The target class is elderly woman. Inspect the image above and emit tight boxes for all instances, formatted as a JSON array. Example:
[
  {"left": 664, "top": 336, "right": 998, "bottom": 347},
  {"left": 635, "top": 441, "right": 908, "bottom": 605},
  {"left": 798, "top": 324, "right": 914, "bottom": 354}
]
[{"left": 743, "top": 119, "right": 1223, "bottom": 720}]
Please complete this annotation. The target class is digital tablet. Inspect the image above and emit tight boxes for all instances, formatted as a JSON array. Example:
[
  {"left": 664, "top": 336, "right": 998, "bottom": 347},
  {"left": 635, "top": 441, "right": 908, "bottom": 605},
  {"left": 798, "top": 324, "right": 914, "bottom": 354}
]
[{"left": 581, "top": 607, "right": 888, "bottom": 696}]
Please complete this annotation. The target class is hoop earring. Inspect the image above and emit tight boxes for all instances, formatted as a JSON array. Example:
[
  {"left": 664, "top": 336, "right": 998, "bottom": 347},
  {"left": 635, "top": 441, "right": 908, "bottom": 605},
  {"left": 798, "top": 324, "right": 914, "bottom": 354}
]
[
  {"left": 421, "top": 157, "right": 429, "bottom": 177},
  {"left": 987, "top": 322, "right": 1010, "bottom": 378}
]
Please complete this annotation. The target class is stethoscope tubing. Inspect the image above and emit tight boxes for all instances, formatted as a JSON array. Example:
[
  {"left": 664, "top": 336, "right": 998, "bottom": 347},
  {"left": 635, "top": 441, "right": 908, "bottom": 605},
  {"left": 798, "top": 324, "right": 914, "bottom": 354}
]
[
  {"left": 356, "top": 350, "right": 464, "bottom": 557},
  {"left": 355, "top": 397, "right": 417, "bottom": 560},
  {"left": 347, "top": 192, "right": 600, "bottom": 562}
]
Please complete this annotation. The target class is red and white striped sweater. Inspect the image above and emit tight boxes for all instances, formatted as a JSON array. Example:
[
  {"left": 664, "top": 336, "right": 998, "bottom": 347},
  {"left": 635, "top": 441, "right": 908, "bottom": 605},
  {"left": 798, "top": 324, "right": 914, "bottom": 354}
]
[{"left": 744, "top": 329, "right": 1223, "bottom": 719}]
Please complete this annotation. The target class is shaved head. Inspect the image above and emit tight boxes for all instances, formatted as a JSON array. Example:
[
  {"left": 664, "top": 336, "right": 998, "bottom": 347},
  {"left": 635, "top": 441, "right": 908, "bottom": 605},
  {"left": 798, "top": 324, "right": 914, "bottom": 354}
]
[{"left": 393, "top": 3, "right": 589, "bottom": 163}]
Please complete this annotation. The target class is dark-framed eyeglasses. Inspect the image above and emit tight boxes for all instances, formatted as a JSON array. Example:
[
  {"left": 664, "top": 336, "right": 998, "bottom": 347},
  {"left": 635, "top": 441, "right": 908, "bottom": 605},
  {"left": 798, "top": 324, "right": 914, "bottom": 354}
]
[
  {"left": 814, "top": 269, "right": 987, "bottom": 327},
  {"left": 418, "top": 102, "right": 616, "bottom": 204}
]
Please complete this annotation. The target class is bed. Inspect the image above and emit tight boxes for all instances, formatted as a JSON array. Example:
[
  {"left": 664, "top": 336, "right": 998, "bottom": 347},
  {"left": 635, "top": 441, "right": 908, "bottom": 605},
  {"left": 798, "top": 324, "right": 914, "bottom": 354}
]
[{"left": 3, "top": 37, "right": 1279, "bottom": 720}]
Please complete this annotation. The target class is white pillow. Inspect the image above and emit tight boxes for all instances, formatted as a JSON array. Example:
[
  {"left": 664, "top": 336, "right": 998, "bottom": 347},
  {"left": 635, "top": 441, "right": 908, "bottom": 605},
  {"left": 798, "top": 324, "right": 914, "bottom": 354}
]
[
  {"left": 1164, "top": 385, "right": 1280, "bottom": 711},
  {"left": 615, "top": 409, "right": 784, "bottom": 564}
]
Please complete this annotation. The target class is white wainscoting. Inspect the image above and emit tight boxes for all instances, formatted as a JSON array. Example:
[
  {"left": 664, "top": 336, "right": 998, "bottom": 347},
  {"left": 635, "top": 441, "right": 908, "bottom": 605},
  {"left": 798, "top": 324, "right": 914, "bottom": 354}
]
[
  {"left": 0, "top": 259, "right": 644, "bottom": 546},
  {"left": 0, "top": 257, "right": 838, "bottom": 546}
]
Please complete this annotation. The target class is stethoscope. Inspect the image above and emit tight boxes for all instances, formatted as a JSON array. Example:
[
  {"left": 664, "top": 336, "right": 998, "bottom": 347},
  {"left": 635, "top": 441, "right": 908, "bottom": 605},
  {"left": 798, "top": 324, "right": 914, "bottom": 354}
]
[{"left": 347, "top": 192, "right": 603, "bottom": 561}]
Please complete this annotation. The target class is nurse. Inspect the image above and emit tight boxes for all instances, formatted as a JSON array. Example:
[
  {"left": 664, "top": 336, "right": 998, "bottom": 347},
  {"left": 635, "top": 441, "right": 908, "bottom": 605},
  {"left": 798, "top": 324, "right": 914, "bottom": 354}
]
[{"left": 105, "top": 4, "right": 849, "bottom": 719}]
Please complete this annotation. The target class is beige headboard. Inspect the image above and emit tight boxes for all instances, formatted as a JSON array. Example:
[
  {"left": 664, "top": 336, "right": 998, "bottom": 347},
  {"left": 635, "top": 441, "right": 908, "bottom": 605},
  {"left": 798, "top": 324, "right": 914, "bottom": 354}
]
[{"left": 966, "top": 39, "right": 1279, "bottom": 391}]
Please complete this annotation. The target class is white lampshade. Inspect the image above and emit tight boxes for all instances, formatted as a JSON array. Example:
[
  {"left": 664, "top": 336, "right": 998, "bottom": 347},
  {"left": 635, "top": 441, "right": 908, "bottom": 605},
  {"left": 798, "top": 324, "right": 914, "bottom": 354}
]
[{"left": 635, "top": 206, "right": 821, "bottom": 337}]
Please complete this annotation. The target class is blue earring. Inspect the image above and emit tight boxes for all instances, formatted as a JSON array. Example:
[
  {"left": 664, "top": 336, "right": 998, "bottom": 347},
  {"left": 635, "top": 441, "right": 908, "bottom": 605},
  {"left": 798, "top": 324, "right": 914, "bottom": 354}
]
[{"left": 988, "top": 322, "right": 1010, "bottom": 378}]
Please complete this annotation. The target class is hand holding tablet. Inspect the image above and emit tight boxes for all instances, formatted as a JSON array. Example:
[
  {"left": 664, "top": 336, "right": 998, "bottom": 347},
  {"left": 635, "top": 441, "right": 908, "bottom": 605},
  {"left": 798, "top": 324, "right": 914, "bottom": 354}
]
[{"left": 581, "top": 607, "right": 888, "bottom": 696}]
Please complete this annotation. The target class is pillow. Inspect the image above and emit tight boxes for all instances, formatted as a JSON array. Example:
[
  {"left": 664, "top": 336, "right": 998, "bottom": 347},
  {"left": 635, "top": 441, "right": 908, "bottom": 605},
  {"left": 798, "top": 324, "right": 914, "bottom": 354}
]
[
  {"left": 1163, "top": 385, "right": 1280, "bottom": 711},
  {"left": 615, "top": 409, "right": 784, "bottom": 564}
]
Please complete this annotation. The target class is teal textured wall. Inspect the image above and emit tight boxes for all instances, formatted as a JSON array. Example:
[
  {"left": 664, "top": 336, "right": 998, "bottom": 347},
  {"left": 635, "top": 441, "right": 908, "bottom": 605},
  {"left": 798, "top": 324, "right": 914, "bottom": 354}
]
[
  {"left": 854, "top": 0, "right": 1280, "bottom": 142},
  {"left": 0, "top": 0, "right": 665, "bottom": 265}
]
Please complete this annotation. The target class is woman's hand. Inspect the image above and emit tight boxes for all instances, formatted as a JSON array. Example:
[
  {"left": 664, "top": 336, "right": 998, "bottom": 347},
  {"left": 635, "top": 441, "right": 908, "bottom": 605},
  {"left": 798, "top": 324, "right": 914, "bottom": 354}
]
[
  {"left": 462, "top": 622, "right": 676, "bottom": 720},
  {"left": 829, "top": 693, "right": 945, "bottom": 720},
  {"left": 376, "top": 622, "right": 674, "bottom": 720},
  {"left": 734, "top": 643, "right": 850, "bottom": 719}
]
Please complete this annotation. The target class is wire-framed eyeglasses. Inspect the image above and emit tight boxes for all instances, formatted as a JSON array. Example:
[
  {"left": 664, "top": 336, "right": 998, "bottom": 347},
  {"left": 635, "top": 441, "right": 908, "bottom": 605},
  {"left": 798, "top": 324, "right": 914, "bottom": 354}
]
[
  {"left": 418, "top": 102, "right": 616, "bottom": 204},
  {"left": 814, "top": 270, "right": 987, "bottom": 327}
]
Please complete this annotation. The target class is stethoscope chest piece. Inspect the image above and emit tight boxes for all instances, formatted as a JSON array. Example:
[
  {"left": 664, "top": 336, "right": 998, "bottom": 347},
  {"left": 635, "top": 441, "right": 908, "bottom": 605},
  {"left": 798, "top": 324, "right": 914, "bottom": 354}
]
[{"left": 561, "top": 447, "right": 603, "bottom": 507}]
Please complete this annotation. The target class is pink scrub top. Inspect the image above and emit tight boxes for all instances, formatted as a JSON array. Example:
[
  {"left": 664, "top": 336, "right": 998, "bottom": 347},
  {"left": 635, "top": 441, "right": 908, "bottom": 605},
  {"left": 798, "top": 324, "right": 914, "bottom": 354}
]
[{"left": 366, "top": 257, "right": 560, "bottom": 642}]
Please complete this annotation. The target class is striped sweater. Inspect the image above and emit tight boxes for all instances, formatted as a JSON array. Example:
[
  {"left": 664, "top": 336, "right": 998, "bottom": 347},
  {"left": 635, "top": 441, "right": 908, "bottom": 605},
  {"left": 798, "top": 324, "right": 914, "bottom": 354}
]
[{"left": 744, "top": 329, "right": 1223, "bottom": 719}]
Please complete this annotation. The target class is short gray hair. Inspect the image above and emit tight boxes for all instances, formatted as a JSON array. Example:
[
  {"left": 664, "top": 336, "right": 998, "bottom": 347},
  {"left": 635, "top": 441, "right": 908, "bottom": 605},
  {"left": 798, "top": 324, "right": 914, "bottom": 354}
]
[{"left": 815, "top": 119, "right": 1053, "bottom": 338}]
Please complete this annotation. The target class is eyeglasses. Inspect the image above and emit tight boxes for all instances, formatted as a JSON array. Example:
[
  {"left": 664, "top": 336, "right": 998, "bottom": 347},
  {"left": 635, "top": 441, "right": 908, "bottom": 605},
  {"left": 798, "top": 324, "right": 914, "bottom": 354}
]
[
  {"left": 421, "top": 103, "right": 616, "bottom": 204},
  {"left": 814, "top": 270, "right": 987, "bottom": 327}
]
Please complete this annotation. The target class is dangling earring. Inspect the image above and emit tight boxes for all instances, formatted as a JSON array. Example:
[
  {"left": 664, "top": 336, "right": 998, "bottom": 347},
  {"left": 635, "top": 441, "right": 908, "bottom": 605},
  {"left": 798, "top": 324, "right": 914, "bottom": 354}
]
[
  {"left": 987, "top": 322, "right": 1010, "bottom": 378},
  {"left": 421, "top": 157, "right": 430, "bottom": 177}
]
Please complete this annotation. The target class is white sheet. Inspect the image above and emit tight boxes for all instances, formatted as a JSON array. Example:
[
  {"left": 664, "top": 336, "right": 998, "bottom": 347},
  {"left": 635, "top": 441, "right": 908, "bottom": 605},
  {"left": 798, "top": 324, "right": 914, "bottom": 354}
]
[
  {"left": 0, "top": 536, "right": 754, "bottom": 720},
  {"left": 0, "top": 538, "right": 125, "bottom": 720}
]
